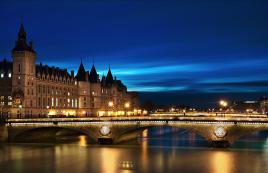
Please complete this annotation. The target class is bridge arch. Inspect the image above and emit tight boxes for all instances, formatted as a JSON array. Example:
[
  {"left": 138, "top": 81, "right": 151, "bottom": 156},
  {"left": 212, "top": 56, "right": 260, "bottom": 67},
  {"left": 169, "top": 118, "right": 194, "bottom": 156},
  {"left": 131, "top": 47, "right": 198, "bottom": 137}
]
[
  {"left": 113, "top": 125, "right": 210, "bottom": 144},
  {"left": 233, "top": 129, "right": 268, "bottom": 144},
  {"left": 9, "top": 126, "right": 99, "bottom": 143}
]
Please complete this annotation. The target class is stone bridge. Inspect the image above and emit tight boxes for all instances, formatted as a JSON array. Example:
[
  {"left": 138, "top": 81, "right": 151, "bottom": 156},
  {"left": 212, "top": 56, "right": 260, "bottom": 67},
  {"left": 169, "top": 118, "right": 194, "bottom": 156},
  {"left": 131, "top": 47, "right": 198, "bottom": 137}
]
[{"left": 1, "top": 116, "right": 268, "bottom": 147}]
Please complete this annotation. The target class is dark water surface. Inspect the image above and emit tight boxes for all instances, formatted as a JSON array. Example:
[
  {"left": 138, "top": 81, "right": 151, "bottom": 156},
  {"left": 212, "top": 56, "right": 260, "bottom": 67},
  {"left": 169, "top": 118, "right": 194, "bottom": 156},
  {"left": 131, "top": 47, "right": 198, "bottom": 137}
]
[{"left": 1, "top": 127, "right": 268, "bottom": 173}]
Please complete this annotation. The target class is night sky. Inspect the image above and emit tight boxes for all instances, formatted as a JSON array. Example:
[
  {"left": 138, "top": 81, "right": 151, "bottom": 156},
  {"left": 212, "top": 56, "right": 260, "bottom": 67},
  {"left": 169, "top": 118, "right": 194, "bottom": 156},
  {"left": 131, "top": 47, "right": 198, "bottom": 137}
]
[{"left": 0, "top": 0, "right": 268, "bottom": 107}]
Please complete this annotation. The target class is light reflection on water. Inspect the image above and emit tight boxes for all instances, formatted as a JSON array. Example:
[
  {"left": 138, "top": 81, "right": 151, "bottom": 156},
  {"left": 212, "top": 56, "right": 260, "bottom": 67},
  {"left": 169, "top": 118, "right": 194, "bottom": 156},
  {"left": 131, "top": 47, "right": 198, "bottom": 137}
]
[
  {"left": 1, "top": 127, "right": 268, "bottom": 173},
  {"left": 210, "top": 152, "right": 234, "bottom": 173}
]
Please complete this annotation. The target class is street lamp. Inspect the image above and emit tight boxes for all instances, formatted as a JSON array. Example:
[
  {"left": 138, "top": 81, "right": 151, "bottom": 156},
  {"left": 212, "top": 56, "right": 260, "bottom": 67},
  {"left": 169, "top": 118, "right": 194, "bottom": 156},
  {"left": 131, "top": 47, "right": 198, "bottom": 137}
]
[
  {"left": 125, "top": 102, "right": 130, "bottom": 108},
  {"left": 219, "top": 100, "right": 228, "bottom": 116},
  {"left": 219, "top": 100, "right": 228, "bottom": 107},
  {"left": 46, "top": 106, "right": 49, "bottom": 117},
  {"left": 124, "top": 102, "right": 130, "bottom": 116},
  {"left": 18, "top": 104, "right": 22, "bottom": 118},
  {"left": 108, "top": 101, "right": 114, "bottom": 107},
  {"left": 108, "top": 101, "right": 114, "bottom": 116}
]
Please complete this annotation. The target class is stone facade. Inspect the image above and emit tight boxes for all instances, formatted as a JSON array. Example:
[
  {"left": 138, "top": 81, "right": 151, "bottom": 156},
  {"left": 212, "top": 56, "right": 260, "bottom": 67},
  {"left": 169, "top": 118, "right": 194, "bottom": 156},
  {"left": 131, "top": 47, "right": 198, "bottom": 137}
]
[{"left": 0, "top": 24, "right": 139, "bottom": 118}]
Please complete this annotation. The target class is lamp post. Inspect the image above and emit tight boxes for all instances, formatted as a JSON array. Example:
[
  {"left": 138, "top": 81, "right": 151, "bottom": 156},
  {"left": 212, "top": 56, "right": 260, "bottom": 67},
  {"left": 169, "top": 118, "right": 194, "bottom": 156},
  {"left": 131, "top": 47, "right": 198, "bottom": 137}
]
[
  {"left": 124, "top": 102, "right": 130, "bottom": 116},
  {"left": 219, "top": 100, "right": 228, "bottom": 116},
  {"left": 108, "top": 101, "right": 114, "bottom": 116},
  {"left": 18, "top": 104, "right": 22, "bottom": 119},
  {"left": 46, "top": 105, "right": 49, "bottom": 118}
]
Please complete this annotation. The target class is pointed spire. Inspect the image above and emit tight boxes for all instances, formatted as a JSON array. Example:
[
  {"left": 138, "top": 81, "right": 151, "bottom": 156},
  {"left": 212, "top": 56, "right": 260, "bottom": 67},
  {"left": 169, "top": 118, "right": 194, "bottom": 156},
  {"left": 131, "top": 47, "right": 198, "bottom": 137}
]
[
  {"left": 89, "top": 64, "right": 99, "bottom": 83},
  {"left": 13, "top": 22, "right": 35, "bottom": 53},
  {"left": 106, "top": 66, "right": 114, "bottom": 86},
  {"left": 18, "top": 23, "right": 26, "bottom": 41},
  {"left": 75, "top": 61, "right": 86, "bottom": 81}
]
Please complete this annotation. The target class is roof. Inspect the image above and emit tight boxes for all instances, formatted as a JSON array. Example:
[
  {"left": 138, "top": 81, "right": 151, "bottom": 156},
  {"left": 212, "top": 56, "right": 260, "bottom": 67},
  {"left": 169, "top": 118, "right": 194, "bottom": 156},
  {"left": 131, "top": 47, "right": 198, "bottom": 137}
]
[
  {"left": 89, "top": 64, "right": 99, "bottom": 83},
  {"left": 105, "top": 67, "right": 114, "bottom": 86},
  {"left": 75, "top": 61, "right": 86, "bottom": 81},
  {"left": 36, "top": 63, "right": 71, "bottom": 79},
  {"left": 12, "top": 24, "right": 35, "bottom": 53}
]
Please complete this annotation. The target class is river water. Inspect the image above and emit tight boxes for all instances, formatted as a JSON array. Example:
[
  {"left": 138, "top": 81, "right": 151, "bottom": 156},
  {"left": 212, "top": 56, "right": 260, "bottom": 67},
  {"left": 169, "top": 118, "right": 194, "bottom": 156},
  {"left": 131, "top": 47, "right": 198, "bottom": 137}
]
[{"left": 0, "top": 126, "right": 268, "bottom": 173}]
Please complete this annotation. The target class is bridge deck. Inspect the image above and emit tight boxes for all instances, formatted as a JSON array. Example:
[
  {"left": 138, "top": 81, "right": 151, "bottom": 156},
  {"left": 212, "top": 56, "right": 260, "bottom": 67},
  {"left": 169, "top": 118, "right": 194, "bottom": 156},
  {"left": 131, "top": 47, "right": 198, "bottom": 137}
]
[{"left": 5, "top": 115, "right": 268, "bottom": 124}]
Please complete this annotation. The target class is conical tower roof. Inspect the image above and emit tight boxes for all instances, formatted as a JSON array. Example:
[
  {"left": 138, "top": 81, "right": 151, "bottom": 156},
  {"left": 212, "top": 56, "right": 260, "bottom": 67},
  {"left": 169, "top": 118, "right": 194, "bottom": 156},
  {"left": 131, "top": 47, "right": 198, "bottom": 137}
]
[
  {"left": 75, "top": 61, "right": 86, "bottom": 81},
  {"left": 13, "top": 23, "right": 35, "bottom": 53},
  {"left": 105, "top": 67, "right": 114, "bottom": 86},
  {"left": 89, "top": 64, "right": 99, "bottom": 83}
]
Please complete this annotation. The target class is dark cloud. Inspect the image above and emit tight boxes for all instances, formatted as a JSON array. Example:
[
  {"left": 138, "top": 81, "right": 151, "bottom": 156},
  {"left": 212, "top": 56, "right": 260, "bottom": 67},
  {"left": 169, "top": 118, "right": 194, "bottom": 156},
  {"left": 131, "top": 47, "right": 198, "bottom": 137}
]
[
  {"left": 134, "top": 78, "right": 194, "bottom": 87},
  {"left": 204, "top": 81, "right": 268, "bottom": 87}
]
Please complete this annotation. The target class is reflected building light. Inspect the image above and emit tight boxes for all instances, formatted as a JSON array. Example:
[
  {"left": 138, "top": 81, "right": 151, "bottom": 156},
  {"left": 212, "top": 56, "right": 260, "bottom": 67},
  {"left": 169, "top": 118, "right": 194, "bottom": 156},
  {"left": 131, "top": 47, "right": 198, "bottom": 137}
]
[
  {"left": 78, "top": 135, "right": 87, "bottom": 147},
  {"left": 210, "top": 151, "right": 234, "bottom": 173},
  {"left": 100, "top": 148, "right": 120, "bottom": 173}
]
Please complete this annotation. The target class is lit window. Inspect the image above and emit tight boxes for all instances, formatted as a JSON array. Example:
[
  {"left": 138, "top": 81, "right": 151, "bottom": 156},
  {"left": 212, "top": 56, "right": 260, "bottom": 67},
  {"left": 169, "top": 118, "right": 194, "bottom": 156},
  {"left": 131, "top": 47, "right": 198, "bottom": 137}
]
[
  {"left": 75, "top": 81, "right": 77, "bottom": 85},
  {"left": 92, "top": 91, "right": 95, "bottom": 95},
  {"left": 0, "top": 74, "right": 3, "bottom": 78},
  {"left": 68, "top": 92, "right": 70, "bottom": 96},
  {"left": 51, "top": 98, "right": 54, "bottom": 107},
  {"left": 8, "top": 73, "right": 11, "bottom": 78},
  {"left": 67, "top": 98, "right": 70, "bottom": 103},
  {"left": 18, "top": 76, "right": 21, "bottom": 79},
  {"left": 56, "top": 98, "right": 58, "bottom": 107},
  {"left": 75, "top": 99, "right": 77, "bottom": 108}
]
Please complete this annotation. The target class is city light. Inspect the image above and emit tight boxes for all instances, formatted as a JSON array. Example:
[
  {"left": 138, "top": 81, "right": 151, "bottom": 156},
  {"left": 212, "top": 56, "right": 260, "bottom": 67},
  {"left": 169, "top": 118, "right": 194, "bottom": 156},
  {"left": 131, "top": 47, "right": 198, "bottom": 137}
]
[
  {"left": 124, "top": 102, "right": 130, "bottom": 108},
  {"left": 219, "top": 100, "right": 228, "bottom": 107},
  {"left": 108, "top": 101, "right": 114, "bottom": 107}
]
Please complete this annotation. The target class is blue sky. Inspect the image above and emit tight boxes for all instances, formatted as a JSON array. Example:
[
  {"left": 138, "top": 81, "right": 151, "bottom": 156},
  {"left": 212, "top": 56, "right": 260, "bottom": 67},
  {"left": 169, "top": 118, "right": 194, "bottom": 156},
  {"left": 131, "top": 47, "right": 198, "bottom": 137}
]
[{"left": 0, "top": 0, "right": 268, "bottom": 104}]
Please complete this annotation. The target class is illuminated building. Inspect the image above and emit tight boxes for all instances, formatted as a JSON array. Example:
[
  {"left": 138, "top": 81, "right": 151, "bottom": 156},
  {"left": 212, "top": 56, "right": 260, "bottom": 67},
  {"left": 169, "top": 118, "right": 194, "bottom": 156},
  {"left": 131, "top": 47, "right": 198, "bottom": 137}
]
[{"left": 0, "top": 24, "right": 139, "bottom": 118}]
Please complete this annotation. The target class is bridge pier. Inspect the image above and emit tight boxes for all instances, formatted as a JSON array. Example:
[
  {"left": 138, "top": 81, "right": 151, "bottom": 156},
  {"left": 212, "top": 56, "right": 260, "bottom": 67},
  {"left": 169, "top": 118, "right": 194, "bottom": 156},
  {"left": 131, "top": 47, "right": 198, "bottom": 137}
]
[
  {"left": 210, "top": 140, "right": 230, "bottom": 148},
  {"left": 98, "top": 137, "right": 113, "bottom": 145}
]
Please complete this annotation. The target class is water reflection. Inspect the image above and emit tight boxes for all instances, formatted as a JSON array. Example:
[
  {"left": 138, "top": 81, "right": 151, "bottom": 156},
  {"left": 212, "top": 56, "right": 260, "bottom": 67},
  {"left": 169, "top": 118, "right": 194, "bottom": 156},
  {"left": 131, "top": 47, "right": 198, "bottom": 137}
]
[
  {"left": 1, "top": 127, "right": 268, "bottom": 173},
  {"left": 210, "top": 152, "right": 234, "bottom": 173},
  {"left": 78, "top": 136, "right": 87, "bottom": 147}
]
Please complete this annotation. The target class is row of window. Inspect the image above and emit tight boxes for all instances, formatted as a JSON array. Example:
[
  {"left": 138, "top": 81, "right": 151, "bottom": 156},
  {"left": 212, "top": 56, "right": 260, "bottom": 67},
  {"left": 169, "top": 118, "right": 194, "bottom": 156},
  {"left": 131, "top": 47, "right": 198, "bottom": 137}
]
[
  {"left": 37, "top": 74, "right": 76, "bottom": 85},
  {"left": 37, "top": 97, "right": 78, "bottom": 108},
  {"left": 0, "top": 73, "right": 12, "bottom": 78},
  {"left": 37, "top": 85, "right": 76, "bottom": 96}
]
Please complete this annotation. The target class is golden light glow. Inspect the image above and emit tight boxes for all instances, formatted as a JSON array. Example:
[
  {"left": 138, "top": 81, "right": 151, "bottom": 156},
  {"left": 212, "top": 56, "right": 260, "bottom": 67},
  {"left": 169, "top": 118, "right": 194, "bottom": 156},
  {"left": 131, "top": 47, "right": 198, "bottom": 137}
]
[
  {"left": 98, "top": 111, "right": 105, "bottom": 116},
  {"left": 48, "top": 109, "right": 76, "bottom": 116},
  {"left": 108, "top": 101, "right": 114, "bottom": 107},
  {"left": 219, "top": 100, "right": 228, "bottom": 107},
  {"left": 210, "top": 151, "right": 234, "bottom": 173},
  {"left": 142, "top": 110, "right": 148, "bottom": 115},
  {"left": 124, "top": 102, "right": 130, "bottom": 108},
  {"left": 100, "top": 148, "right": 120, "bottom": 173},
  {"left": 78, "top": 135, "right": 87, "bottom": 147},
  {"left": 48, "top": 109, "right": 56, "bottom": 115}
]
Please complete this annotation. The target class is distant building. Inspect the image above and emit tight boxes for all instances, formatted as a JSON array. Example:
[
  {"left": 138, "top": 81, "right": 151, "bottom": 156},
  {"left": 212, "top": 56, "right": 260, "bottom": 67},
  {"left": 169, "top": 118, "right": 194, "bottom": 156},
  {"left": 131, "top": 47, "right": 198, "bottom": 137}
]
[
  {"left": 232, "top": 96, "right": 268, "bottom": 114},
  {"left": 0, "top": 24, "right": 139, "bottom": 118}
]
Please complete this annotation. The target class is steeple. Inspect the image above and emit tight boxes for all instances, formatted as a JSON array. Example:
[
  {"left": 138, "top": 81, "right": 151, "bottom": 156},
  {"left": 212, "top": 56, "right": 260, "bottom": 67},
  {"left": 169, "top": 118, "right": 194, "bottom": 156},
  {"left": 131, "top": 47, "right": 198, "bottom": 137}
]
[
  {"left": 18, "top": 23, "right": 26, "bottom": 41},
  {"left": 75, "top": 61, "right": 86, "bottom": 81},
  {"left": 13, "top": 23, "right": 35, "bottom": 53},
  {"left": 89, "top": 64, "right": 99, "bottom": 83},
  {"left": 105, "top": 66, "right": 114, "bottom": 86}
]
